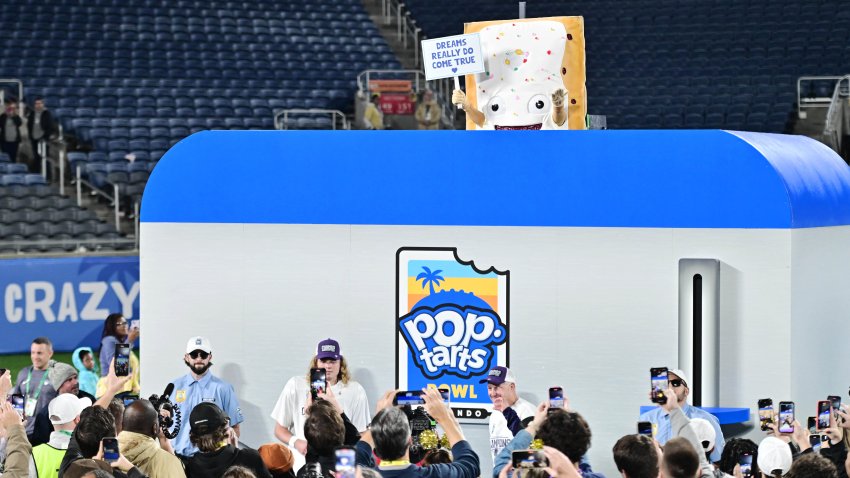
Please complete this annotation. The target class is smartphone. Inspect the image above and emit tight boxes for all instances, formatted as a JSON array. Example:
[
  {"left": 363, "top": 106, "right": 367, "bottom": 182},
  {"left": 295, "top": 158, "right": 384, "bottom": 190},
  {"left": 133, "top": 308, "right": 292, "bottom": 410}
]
[
  {"left": 8, "top": 394, "right": 25, "bottom": 417},
  {"left": 808, "top": 416, "right": 817, "bottom": 434},
  {"left": 637, "top": 421, "right": 653, "bottom": 437},
  {"left": 829, "top": 395, "right": 843, "bottom": 423},
  {"left": 810, "top": 434, "right": 823, "bottom": 452},
  {"left": 650, "top": 367, "right": 668, "bottom": 404},
  {"left": 335, "top": 448, "right": 356, "bottom": 478},
  {"left": 549, "top": 386, "right": 564, "bottom": 410},
  {"left": 438, "top": 387, "right": 450, "bottom": 404},
  {"left": 102, "top": 437, "right": 120, "bottom": 463},
  {"left": 0, "top": 368, "right": 6, "bottom": 377},
  {"left": 115, "top": 343, "right": 131, "bottom": 377},
  {"left": 817, "top": 400, "right": 831, "bottom": 429},
  {"left": 309, "top": 368, "right": 326, "bottom": 401},
  {"left": 739, "top": 453, "right": 753, "bottom": 478},
  {"left": 758, "top": 398, "right": 774, "bottom": 431},
  {"left": 778, "top": 401, "right": 795, "bottom": 433},
  {"left": 393, "top": 390, "right": 425, "bottom": 406},
  {"left": 512, "top": 449, "right": 548, "bottom": 469},
  {"left": 122, "top": 395, "right": 140, "bottom": 407},
  {"left": 129, "top": 319, "right": 140, "bottom": 330}
]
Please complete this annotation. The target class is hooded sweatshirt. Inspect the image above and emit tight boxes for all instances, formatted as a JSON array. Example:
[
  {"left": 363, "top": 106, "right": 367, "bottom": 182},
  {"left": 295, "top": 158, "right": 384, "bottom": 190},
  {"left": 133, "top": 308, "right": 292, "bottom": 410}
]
[
  {"left": 71, "top": 347, "right": 99, "bottom": 397},
  {"left": 118, "top": 431, "right": 186, "bottom": 478}
]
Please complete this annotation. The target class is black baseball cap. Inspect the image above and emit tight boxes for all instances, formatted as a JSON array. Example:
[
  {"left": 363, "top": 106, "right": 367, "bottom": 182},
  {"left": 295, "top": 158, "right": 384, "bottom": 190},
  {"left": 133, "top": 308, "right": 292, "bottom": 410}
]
[{"left": 189, "top": 402, "right": 228, "bottom": 434}]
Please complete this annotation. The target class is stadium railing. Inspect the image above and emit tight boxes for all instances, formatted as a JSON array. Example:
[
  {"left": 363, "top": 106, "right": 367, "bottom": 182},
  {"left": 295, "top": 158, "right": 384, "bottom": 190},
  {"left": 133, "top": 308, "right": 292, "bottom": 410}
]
[
  {"left": 822, "top": 74, "right": 850, "bottom": 156},
  {"left": 357, "top": 69, "right": 456, "bottom": 128},
  {"left": 797, "top": 75, "right": 843, "bottom": 118},
  {"left": 274, "top": 109, "right": 349, "bottom": 130}
]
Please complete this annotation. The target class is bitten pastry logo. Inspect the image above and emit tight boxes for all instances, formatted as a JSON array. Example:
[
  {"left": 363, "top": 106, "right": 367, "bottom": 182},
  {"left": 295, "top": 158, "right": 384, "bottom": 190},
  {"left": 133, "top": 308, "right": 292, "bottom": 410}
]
[{"left": 396, "top": 247, "right": 509, "bottom": 420}]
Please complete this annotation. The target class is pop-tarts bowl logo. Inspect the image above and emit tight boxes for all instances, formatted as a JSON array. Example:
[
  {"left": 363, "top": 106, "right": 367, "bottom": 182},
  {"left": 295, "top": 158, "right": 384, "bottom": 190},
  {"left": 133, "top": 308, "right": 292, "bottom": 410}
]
[
  {"left": 400, "top": 293, "right": 506, "bottom": 379},
  {"left": 397, "top": 247, "right": 509, "bottom": 419}
]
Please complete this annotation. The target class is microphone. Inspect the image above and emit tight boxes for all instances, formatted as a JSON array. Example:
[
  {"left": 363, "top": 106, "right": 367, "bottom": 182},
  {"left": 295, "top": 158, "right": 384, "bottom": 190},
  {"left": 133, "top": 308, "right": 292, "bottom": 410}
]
[{"left": 162, "top": 383, "right": 174, "bottom": 399}]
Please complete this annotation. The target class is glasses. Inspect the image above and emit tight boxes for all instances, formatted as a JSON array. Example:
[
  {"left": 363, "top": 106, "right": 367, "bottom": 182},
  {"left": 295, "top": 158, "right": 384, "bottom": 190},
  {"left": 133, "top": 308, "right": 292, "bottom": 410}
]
[
  {"left": 669, "top": 379, "right": 684, "bottom": 388},
  {"left": 189, "top": 350, "right": 209, "bottom": 359},
  {"left": 115, "top": 321, "right": 128, "bottom": 326}
]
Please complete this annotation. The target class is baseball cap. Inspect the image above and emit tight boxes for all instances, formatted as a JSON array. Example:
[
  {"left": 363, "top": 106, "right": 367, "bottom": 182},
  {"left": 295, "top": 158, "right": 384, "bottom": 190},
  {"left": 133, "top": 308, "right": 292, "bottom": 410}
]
[
  {"left": 49, "top": 393, "right": 92, "bottom": 425},
  {"left": 668, "top": 369, "right": 690, "bottom": 388},
  {"left": 316, "top": 338, "right": 342, "bottom": 360},
  {"left": 757, "top": 437, "right": 792, "bottom": 476},
  {"left": 186, "top": 336, "right": 212, "bottom": 354},
  {"left": 479, "top": 366, "right": 516, "bottom": 385},
  {"left": 190, "top": 401, "right": 229, "bottom": 434},
  {"left": 689, "top": 418, "right": 716, "bottom": 451},
  {"left": 259, "top": 443, "right": 295, "bottom": 473}
]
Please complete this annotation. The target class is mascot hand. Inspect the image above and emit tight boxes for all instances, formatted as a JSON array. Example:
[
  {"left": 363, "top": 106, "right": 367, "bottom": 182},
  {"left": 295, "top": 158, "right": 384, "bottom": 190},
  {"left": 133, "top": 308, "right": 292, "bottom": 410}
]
[
  {"left": 551, "top": 89, "right": 567, "bottom": 108},
  {"left": 452, "top": 89, "right": 467, "bottom": 107}
]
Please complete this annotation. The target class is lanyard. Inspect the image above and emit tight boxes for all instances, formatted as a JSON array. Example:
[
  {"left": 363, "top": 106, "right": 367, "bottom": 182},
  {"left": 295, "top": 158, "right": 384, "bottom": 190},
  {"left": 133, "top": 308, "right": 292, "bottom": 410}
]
[{"left": 25, "top": 368, "right": 50, "bottom": 401}]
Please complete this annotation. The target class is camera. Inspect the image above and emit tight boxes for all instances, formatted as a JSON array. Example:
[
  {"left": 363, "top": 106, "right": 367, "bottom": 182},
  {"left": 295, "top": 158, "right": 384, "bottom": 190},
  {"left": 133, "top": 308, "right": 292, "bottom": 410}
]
[
  {"left": 398, "top": 399, "right": 438, "bottom": 463},
  {"left": 149, "top": 383, "right": 181, "bottom": 439}
]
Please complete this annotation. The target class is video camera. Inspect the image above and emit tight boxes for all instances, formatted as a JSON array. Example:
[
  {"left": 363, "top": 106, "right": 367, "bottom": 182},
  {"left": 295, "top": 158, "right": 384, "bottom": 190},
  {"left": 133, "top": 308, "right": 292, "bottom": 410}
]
[{"left": 149, "top": 383, "right": 182, "bottom": 439}]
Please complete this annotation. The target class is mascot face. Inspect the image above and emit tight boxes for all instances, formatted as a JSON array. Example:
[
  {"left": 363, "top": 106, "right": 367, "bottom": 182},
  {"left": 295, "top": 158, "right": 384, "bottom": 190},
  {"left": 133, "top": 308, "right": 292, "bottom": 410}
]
[{"left": 474, "top": 20, "right": 568, "bottom": 129}]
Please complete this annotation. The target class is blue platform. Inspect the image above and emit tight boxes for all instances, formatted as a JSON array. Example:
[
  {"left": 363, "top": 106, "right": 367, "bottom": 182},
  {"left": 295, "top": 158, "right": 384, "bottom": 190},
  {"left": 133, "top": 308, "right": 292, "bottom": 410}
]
[
  {"left": 142, "top": 130, "right": 850, "bottom": 229},
  {"left": 640, "top": 406, "right": 751, "bottom": 425}
]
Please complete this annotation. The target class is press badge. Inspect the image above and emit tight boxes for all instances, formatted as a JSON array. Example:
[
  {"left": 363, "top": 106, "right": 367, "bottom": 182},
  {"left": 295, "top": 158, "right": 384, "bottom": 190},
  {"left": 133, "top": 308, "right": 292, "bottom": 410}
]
[{"left": 25, "top": 398, "right": 37, "bottom": 417}]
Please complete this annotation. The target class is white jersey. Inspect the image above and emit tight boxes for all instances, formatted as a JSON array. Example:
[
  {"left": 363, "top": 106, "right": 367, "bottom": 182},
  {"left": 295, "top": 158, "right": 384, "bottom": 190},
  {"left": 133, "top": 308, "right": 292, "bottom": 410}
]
[
  {"left": 271, "top": 376, "right": 371, "bottom": 470},
  {"left": 489, "top": 397, "right": 537, "bottom": 461}
]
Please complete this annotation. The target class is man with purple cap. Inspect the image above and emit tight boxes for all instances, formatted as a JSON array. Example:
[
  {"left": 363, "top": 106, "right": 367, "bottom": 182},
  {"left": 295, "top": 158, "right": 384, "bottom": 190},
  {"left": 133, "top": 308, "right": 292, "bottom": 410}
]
[
  {"left": 271, "top": 338, "right": 370, "bottom": 472},
  {"left": 481, "top": 366, "right": 536, "bottom": 462},
  {"left": 169, "top": 335, "right": 244, "bottom": 457}
]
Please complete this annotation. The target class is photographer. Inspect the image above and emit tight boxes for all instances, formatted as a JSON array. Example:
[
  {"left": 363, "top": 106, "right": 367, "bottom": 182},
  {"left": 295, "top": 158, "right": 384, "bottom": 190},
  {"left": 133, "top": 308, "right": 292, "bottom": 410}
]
[
  {"left": 492, "top": 401, "right": 603, "bottom": 478},
  {"left": 354, "top": 388, "right": 480, "bottom": 478},
  {"left": 60, "top": 406, "right": 148, "bottom": 478},
  {"left": 118, "top": 400, "right": 185, "bottom": 477},
  {"left": 297, "top": 389, "right": 360, "bottom": 478}
]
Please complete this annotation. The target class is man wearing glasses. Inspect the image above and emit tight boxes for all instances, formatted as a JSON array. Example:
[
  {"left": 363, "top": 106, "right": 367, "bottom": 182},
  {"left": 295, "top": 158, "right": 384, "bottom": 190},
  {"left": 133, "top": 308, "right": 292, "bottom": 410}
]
[
  {"left": 168, "top": 336, "right": 244, "bottom": 457},
  {"left": 638, "top": 368, "right": 726, "bottom": 463}
]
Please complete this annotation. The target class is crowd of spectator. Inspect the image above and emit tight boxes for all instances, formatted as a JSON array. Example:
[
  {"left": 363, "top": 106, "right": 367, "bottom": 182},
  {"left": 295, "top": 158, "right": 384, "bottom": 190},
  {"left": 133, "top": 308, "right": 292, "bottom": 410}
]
[
  {"left": 1, "top": 316, "right": 849, "bottom": 478},
  {"left": 0, "top": 96, "right": 58, "bottom": 170}
]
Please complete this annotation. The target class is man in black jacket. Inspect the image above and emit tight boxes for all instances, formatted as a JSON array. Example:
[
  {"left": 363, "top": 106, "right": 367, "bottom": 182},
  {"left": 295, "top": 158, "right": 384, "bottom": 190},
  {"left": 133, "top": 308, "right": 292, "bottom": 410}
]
[
  {"left": 184, "top": 402, "right": 272, "bottom": 478},
  {"left": 27, "top": 96, "right": 57, "bottom": 163},
  {"left": 0, "top": 98, "right": 22, "bottom": 162},
  {"left": 297, "top": 393, "right": 360, "bottom": 478}
]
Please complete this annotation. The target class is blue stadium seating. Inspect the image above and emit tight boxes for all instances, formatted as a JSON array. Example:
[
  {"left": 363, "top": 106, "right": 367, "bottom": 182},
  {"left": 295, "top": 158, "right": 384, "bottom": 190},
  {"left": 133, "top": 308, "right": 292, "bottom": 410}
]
[{"left": 403, "top": 0, "right": 849, "bottom": 131}]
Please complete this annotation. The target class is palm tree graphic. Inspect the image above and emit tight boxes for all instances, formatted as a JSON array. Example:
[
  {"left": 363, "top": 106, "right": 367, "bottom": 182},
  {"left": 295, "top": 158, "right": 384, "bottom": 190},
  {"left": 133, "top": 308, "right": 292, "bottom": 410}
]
[{"left": 416, "top": 266, "right": 445, "bottom": 295}]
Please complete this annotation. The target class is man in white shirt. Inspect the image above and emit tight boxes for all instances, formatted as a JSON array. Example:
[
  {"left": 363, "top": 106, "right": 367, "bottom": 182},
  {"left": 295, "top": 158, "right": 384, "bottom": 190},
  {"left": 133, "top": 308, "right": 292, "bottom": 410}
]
[
  {"left": 481, "top": 366, "right": 536, "bottom": 462},
  {"left": 271, "top": 338, "right": 370, "bottom": 472}
]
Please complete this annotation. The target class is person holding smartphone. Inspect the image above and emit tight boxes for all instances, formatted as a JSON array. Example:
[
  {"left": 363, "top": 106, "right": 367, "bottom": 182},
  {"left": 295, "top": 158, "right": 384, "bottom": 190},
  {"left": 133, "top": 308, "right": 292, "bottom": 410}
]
[
  {"left": 638, "top": 369, "right": 726, "bottom": 463},
  {"left": 99, "top": 313, "right": 140, "bottom": 378},
  {"left": 168, "top": 336, "right": 244, "bottom": 457},
  {"left": 271, "top": 338, "right": 371, "bottom": 472}
]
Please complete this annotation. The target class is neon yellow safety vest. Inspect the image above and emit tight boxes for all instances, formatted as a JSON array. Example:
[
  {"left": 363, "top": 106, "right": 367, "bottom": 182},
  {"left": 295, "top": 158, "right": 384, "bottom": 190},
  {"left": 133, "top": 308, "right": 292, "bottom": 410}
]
[{"left": 32, "top": 443, "right": 65, "bottom": 478}]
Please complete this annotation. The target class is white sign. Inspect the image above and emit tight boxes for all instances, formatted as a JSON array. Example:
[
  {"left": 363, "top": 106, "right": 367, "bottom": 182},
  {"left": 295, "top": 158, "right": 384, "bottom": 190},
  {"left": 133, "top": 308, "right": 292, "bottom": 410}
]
[{"left": 421, "top": 33, "right": 485, "bottom": 80}]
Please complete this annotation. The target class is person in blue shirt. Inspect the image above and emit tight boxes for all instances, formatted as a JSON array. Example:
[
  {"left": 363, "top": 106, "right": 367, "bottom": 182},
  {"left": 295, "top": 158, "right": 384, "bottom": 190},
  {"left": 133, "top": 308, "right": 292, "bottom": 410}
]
[
  {"left": 638, "top": 369, "right": 726, "bottom": 463},
  {"left": 168, "top": 336, "right": 244, "bottom": 457}
]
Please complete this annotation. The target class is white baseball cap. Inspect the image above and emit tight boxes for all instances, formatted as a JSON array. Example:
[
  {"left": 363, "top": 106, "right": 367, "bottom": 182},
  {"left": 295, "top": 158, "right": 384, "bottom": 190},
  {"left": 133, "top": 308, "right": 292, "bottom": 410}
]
[
  {"left": 668, "top": 369, "right": 690, "bottom": 388},
  {"left": 186, "top": 336, "right": 212, "bottom": 354},
  {"left": 49, "top": 393, "right": 92, "bottom": 425},
  {"left": 757, "top": 437, "right": 793, "bottom": 476},
  {"left": 690, "top": 418, "right": 716, "bottom": 451}
]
